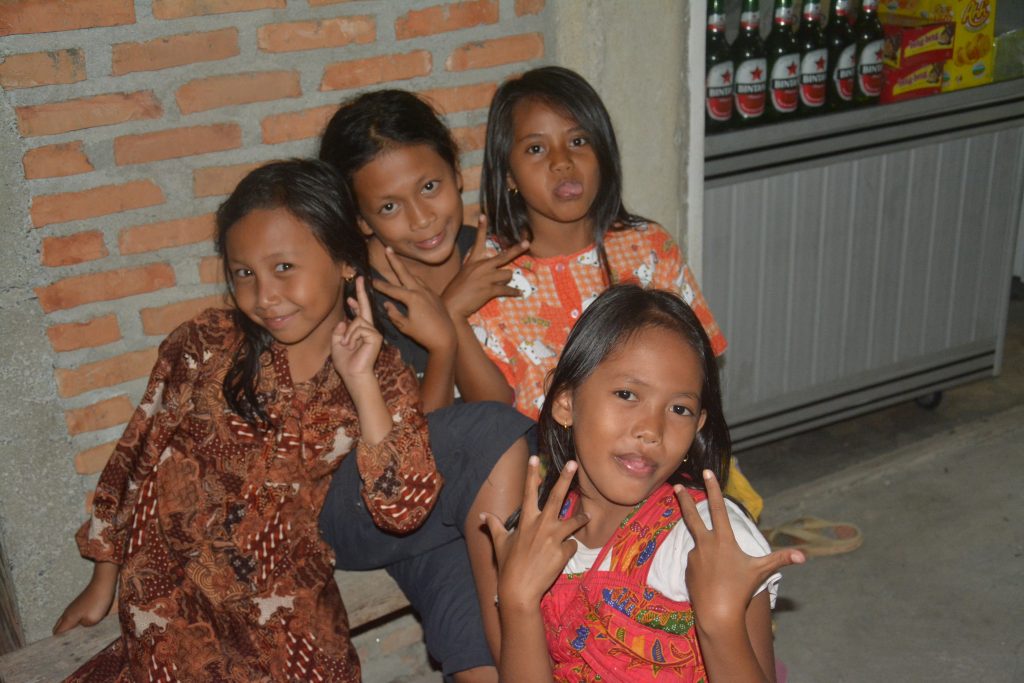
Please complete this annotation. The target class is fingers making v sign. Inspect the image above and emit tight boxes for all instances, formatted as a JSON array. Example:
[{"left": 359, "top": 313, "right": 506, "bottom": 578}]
[
  {"left": 482, "top": 456, "right": 590, "bottom": 611},
  {"left": 675, "top": 470, "right": 805, "bottom": 626},
  {"left": 330, "top": 276, "right": 383, "bottom": 383},
  {"left": 443, "top": 215, "right": 530, "bottom": 320},
  {"left": 373, "top": 247, "right": 456, "bottom": 354}
]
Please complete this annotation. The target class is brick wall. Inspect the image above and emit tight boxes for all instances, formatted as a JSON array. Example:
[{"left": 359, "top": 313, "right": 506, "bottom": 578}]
[{"left": 0, "top": 0, "right": 548, "bottom": 647}]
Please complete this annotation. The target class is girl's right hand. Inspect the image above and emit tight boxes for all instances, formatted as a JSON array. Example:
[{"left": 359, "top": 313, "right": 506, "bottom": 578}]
[
  {"left": 53, "top": 561, "right": 118, "bottom": 635},
  {"left": 442, "top": 215, "right": 530, "bottom": 320},
  {"left": 373, "top": 247, "right": 456, "bottom": 354},
  {"left": 482, "top": 456, "right": 590, "bottom": 611}
]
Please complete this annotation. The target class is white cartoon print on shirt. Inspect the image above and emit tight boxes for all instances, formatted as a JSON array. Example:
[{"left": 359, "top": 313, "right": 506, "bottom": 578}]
[{"left": 518, "top": 339, "right": 556, "bottom": 366}]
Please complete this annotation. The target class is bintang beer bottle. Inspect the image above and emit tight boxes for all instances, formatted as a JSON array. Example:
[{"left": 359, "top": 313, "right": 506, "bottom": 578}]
[
  {"left": 797, "top": 0, "right": 828, "bottom": 116},
  {"left": 705, "top": 0, "right": 734, "bottom": 134},
  {"left": 825, "top": 0, "right": 857, "bottom": 110},
  {"left": 764, "top": 0, "right": 800, "bottom": 123},
  {"left": 732, "top": 0, "right": 767, "bottom": 127},
  {"left": 853, "top": 0, "right": 884, "bottom": 105}
]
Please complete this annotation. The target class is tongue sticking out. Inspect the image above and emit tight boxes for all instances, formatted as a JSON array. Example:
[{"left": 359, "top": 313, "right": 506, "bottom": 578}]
[{"left": 555, "top": 181, "right": 583, "bottom": 200}]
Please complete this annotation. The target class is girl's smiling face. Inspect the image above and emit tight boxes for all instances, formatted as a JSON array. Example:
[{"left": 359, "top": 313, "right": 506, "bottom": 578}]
[
  {"left": 506, "top": 98, "right": 601, "bottom": 242},
  {"left": 226, "top": 207, "right": 353, "bottom": 358},
  {"left": 552, "top": 326, "right": 707, "bottom": 520},
  {"left": 351, "top": 144, "right": 464, "bottom": 276}
]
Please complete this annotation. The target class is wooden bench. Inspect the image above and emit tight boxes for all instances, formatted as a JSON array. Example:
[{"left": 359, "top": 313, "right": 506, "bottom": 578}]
[{"left": 0, "top": 570, "right": 412, "bottom": 683}]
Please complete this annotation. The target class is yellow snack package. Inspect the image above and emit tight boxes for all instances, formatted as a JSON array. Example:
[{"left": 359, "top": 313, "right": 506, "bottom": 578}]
[{"left": 880, "top": 0, "right": 996, "bottom": 91}]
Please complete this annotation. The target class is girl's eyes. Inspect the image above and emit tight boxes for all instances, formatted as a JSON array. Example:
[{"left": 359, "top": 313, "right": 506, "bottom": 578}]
[
  {"left": 232, "top": 267, "right": 253, "bottom": 279},
  {"left": 570, "top": 136, "right": 589, "bottom": 147},
  {"left": 378, "top": 202, "right": 397, "bottom": 215},
  {"left": 613, "top": 389, "right": 697, "bottom": 416},
  {"left": 614, "top": 389, "right": 636, "bottom": 401},
  {"left": 671, "top": 404, "right": 696, "bottom": 417},
  {"left": 275, "top": 263, "right": 293, "bottom": 273},
  {"left": 526, "top": 143, "right": 543, "bottom": 155},
  {"left": 422, "top": 180, "right": 439, "bottom": 194}
]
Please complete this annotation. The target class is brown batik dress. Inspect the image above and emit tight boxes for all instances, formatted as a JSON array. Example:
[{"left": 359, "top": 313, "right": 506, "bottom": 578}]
[{"left": 66, "top": 308, "right": 441, "bottom": 682}]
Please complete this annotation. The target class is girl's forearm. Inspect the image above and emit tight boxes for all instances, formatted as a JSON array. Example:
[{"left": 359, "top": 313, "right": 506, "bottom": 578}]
[
  {"left": 346, "top": 377, "right": 393, "bottom": 445},
  {"left": 498, "top": 603, "right": 555, "bottom": 682},
  {"left": 696, "top": 594, "right": 776, "bottom": 683},
  {"left": 418, "top": 338, "right": 457, "bottom": 413},
  {"left": 451, "top": 319, "right": 514, "bottom": 404},
  {"left": 92, "top": 560, "right": 119, "bottom": 590}
]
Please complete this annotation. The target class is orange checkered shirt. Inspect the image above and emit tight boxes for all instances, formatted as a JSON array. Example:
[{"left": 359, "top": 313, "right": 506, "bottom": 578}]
[{"left": 468, "top": 222, "right": 727, "bottom": 419}]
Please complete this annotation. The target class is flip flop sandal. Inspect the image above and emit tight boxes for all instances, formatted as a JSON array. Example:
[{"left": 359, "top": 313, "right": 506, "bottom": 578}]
[{"left": 762, "top": 516, "right": 863, "bottom": 558}]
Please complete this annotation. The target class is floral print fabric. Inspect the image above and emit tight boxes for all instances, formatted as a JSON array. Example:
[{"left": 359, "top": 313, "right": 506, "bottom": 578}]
[{"left": 468, "top": 223, "right": 727, "bottom": 419}]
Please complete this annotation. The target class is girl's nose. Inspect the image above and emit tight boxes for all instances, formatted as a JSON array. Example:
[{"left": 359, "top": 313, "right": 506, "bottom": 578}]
[
  {"left": 548, "top": 146, "right": 573, "bottom": 173},
  {"left": 408, "top": 200, "right": 433, "bottom": 231},
  {"left": 632, "top": 406, "right": 664, "bottom": 445},
  {"left": 257, "top": 278, "right": 280, "bottom": 307}
]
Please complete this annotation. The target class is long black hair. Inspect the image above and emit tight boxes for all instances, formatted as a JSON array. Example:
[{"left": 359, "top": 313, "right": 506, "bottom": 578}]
[
  {"left": 319, "top": 89, "right": 460, "bottom": 185},
  {"left": 534, "top": 284, "right": 731, "bottom": 513},
  {"left": 481, "top": 66, "right": 647, "bottom": 280},
  {"left": 214, "top": 159, "right": 374, "bottom": 426}
]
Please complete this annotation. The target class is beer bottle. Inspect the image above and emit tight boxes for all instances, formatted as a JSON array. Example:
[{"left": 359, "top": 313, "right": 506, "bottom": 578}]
[
  {"left": 853, "top": 0, "right": 884, "bottom": 105},
  {"left": 797, "top": 0, "right": 828, "bottom": 116},
  {"left": 705, "top": 0, "right": 734, "bottom": 134},
  {"left": 825, "top": 0, "right": 857, "bottom": 110},
  {"left": 764, "top": 0, "right": 800, "bottom": 123},
  {"left": 732, "top": 0, "right": 767, "bottom": 127}
]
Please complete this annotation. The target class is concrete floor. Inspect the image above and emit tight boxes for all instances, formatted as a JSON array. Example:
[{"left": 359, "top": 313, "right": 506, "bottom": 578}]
[{"left": 740, "top": 294, "right": 1024, "bottom": 682}]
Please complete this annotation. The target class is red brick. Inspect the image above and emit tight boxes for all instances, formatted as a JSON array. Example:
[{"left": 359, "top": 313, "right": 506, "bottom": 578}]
[
  {"left": 199, "top": 256, "right": 225, "bottom": 284},
  {"left": 56, "top": 347, "right": 158, "bottom": 398},
  {"left": 152, "top": 0, "right": 284, "bottom": 20},
  {"left": 119, "top": 214, "right": 215, "bottom": 255},
  {"left": 140, "top": 295, "right": 228, "bottom": 335},
  {"left": 75, "top": 441, "right": 118, "bottom": 475},
  {"left": 396, "top": 1, "right": 498, "bottom": 40},
  {"left": 321, "top": 51, "right": 431, "bottom": 92},
  {"left": 462, "top": 165, "right": 481, "bottom": 192},
  {"left": 452, "top": 124, "right": 486, "bottom": 152},
  {"left": 0, "top": 0, "right": 134, "bottom": 36},
  {"left": 515, "top": 0, "right": 544, "bottom": 16},
  {"left": 112, "top": 28, "right": 239, "bottom": 76},
  {"left": 261, "top": 104, "right": 336, "bottom": 145},
  {"left": 31, "top": 180, "right": 165, "bottom": 228},
  {"left": 114, "top": 124, "right": 241, "bottom": 166},
  {"left": 16, "top": 91, "right": 163, "bottom": 138},
  {"left": 47, "top": 315, "right": 122, "bottom": 353},
  {"left": 65, "top": 395, "right": 135, "bottom": 436},
  {"left": 0, "top": 49, "right": 85, "bottom": 89},
  {"left": 419, "top": 82, "right": 496, "bottom": 115},
  {"left": 176, "top": 71, "right": 301, "bottom": 115},
  {"left": 258, "top": 16, "right": 375, "bottom": 53},
  {"left": 35, "top": 264, "right": 176, "bottom": 313},
  {"left": 23, "top": 141, "right": 93, "bottom": 179},
  {"left": 194, "top": 163, "right": 264, "bottom": 198},
  {"left": 446, "top": 33, "right": 544, "bottom": 72},
  {"left": 41, "top": 231, "right": 108, "bottom": 267}
]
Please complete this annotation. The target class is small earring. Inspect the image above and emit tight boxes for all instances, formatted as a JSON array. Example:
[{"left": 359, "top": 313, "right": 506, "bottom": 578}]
[
  {"left": 344, "top": 273, "right": 355, "bottom": 283},
  {"left": 560, "top": 422, "right": 570, "bottom": 431},
  {"left": 508, "top": 186, "right": 518, "bottom": 196}
]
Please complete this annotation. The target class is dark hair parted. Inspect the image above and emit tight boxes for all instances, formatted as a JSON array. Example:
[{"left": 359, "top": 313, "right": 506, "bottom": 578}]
[
  {"left": 318, "top": 89, "right": 460, "bottom": 183},
  {"left": 534, "top": 284, "right": 731, "bottom": 513},
  {"left": 481, "top": 66, "right": 646, "bottom": 256},
  {"left": 214, "top": 159, "right": 374, "bottom": 426}
]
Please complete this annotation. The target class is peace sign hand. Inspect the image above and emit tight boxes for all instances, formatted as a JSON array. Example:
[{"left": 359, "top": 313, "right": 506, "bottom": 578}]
[
  {"left": 331, "top": 276, "right": 383, "bottom": 383},
  {"left": 676, "top": 471, "right": 805, "bottom": 629},
  {"left": 442, "top": 215, "right": 530, "bottom": 320},
  {"left": 373, "top": 247, "right": 456, "bottom": 354},
  {"left": 481, "top": 456, "right": 590, "bottom": 611}
]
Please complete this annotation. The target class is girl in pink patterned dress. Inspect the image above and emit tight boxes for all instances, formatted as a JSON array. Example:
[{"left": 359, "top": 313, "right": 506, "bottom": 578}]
[{"left": 484, "top": 285, "right": 804, "bottom": 682}]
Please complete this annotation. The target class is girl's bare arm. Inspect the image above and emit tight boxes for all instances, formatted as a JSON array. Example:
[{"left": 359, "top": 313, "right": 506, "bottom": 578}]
[{"left": 53, "top": 561, "right": 118, "bottom": 635}]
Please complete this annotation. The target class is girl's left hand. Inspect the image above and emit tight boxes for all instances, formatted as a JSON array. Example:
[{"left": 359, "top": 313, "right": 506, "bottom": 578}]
[
  {"left": 331, "top": 276, "right": 383, "bottom": 382},
  {"left": 676, "top": 471, "right": 805, "bottom": 631},
  {"left": 373, "top": 247, "right": 456, "bottom": 354}
]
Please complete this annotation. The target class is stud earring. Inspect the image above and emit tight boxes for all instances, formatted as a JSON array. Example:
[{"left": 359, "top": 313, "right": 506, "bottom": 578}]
[{"left": 508, "top": 186, "right": 519, "bottom": 196}]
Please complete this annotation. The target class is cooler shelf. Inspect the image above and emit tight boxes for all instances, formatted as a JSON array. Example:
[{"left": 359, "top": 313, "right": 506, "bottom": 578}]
[{"left": 701, "top": 79, "right": 1024, "bottom": 450}]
